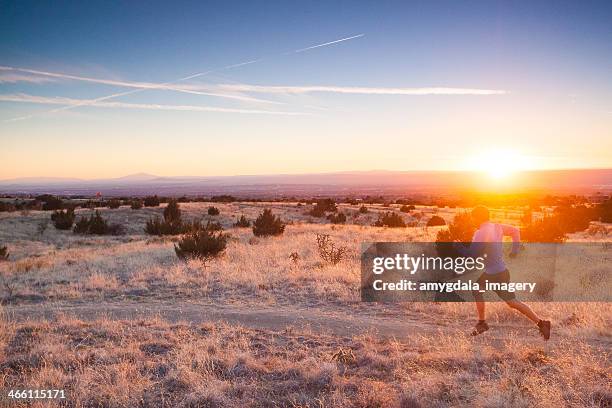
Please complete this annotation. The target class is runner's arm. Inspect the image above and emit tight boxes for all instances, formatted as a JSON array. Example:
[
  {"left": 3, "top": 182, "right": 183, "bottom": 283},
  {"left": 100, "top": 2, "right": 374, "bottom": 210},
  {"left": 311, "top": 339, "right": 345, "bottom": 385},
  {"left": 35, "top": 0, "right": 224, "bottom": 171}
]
[{"left": 501, "top": 224, "right": 520, "bottom": 255}]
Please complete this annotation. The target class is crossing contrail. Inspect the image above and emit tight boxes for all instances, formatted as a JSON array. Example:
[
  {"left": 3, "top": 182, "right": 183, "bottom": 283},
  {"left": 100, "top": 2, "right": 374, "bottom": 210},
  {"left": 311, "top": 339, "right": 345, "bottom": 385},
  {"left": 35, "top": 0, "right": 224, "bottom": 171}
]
[
  {"left": 0, "top": 93, "right": 307, "bottom": 117},
  {"left": 3, "top": 33, "right": 365, "bottom": 122},
  {"left": 0, "top": 66, "right": 280, "bottom": 105},
  {"left": 292, "top": 33, "right": 365, "bottom": 53}
]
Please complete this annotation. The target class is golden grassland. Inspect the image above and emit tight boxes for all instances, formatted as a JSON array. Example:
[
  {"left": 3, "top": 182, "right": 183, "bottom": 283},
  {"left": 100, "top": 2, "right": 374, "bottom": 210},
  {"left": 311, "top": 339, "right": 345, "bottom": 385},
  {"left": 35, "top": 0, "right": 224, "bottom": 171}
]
[{"left": 0, "top": 202, "right": 610, "bottom": 407}]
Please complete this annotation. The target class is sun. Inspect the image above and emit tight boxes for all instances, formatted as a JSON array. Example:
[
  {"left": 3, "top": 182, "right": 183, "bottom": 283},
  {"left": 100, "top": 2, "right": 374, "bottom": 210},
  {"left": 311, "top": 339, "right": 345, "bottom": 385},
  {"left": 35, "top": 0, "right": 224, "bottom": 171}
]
[{"left": 466, "top": 149, "right": 530, "bottom": 180}]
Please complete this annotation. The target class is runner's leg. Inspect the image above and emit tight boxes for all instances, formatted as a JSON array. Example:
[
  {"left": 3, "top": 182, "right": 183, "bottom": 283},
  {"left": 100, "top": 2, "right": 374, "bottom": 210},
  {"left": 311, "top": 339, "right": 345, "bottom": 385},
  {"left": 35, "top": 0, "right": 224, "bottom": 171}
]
[{"left": 505, "top": 300, "right": 540, "bottom": 324}]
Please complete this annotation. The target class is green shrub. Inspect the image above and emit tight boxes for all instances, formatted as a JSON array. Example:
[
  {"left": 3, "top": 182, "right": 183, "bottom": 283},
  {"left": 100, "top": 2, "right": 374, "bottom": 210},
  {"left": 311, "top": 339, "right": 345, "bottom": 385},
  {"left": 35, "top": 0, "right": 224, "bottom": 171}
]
[
  {"left": 426, "top": 215, "right": 446, "bottom": 227},
  {"left": 374, "top": 212, "right": 406, "bottom": 228},
  {"left": 327, "top": 212, "right": 346, "bottom": 224},
  {"left": 41, "top": 196, "right": 63, "bottom": 211},
  {"left": 210, "top": 195, "right": 235, "bottom": 202},
  {"left": 435, "top": 212, "right": 475, "bottom": 243},
  {"left": 253, "top": 209, "right": 285, "bottom": 237},
  {"left": 234, "top": 215, "right": 251, "bottom": 228},
  {"left": 400, "top": 205, "right": 415, "bottom": 213},
  {"left": 74, "top": 211, "right": 125, "bottom": 235},
  {"left": 205, "top": 221, "right": 223, "bottom": 231},
  {"left": 553, "top": 205, "right": 596, "bottom": 233},
  {"left": 0, "top": 202, "right": 16, "bottom": 212},
  {"left": 81, "top": 200, "right": 100, "bottom": 209},
  {"left": 0, "top": 245, "right": 8, "bottom": 261},
  {"left": 51, "top": 208, "right": 75, "bottom": 230},
  {"left": 315, "top": 198, "right": 337, "bottom": 213},
  {"left": 145, "top": 199, "right": 186, "bottom": 235},
  {"left": 359, "top": 205, "right": 369, "bottom": 214},
  {"left": 434, "top": 212, "right": 476, "bottom": 256},
  {"left": 144, "top": 195, "right": 160, "bottom": 207},
  {"left": 107, "top": 199, "right": 121, "bottom": 209},
  {"left": 308, "top": 206, "right": 326, "bottom": 217},
  {"left": 601, "top": 199, "right": 612, "bottom": 223},
  {"left": 174, "top": 223, "right": 227, "bottom": 262},
  {"left": 522, "top": 217, "right": 566, "bottom": 243},
  {"left": 130, "top": 199, "right": 143, "bottom": 210},
  {"left": 208, "top": 206, "right": 220, "bottom": 216},
  {"left": 164, "top": 200, "right": 181, "bottom": 223}
]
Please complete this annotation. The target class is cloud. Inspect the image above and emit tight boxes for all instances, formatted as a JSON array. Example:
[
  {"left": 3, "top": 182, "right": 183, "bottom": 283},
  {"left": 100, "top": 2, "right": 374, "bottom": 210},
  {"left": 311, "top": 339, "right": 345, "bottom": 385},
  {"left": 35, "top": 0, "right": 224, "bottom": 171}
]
[
  {"left": 292, "top": 34, "right": 365, "bottom": 53},
  {"left": 212, "top": 84, "right": 508, "bottom": 96},
  {"left": 0, "top": 93, "right": 307, "bottom": 122}
]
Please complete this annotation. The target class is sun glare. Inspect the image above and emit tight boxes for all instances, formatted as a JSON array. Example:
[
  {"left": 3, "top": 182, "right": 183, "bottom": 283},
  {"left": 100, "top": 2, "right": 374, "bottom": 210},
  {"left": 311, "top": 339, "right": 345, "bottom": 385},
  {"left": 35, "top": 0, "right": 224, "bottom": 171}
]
[{"left": 466, "top": 149, "right": 531, "bottom": 180}]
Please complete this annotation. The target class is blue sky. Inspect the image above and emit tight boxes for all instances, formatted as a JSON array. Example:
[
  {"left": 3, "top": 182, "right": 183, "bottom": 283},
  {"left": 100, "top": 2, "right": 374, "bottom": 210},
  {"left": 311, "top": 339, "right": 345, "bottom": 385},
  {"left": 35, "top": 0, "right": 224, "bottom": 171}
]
[{"left": 1, "top": 0, "right": 611, "bottom": 178}]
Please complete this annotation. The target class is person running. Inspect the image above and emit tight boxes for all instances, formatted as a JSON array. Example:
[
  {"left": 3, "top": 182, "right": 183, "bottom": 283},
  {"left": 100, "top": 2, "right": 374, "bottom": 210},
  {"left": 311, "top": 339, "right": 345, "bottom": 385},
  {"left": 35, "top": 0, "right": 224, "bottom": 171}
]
[{"left": 455, "top": 205, "right": 551, "bottom": 340}]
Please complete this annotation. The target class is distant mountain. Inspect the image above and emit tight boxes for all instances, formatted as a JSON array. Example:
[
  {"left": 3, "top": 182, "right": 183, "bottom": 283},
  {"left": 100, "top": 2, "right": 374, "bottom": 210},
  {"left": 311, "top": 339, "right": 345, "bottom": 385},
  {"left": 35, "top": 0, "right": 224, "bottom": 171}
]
[
  {"left": 113, "top": 173, "right": 160, "bottom": 182},
  {"left": 0, "top": 169, "right": 610, "bottom": 197}
]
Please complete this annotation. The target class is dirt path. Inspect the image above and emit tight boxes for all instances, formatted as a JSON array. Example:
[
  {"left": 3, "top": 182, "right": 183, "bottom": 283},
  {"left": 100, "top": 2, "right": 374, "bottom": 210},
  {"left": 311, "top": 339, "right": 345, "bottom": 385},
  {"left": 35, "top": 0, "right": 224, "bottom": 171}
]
[{"left": 2, "top": 300, "right": 580, "bottom": 347}]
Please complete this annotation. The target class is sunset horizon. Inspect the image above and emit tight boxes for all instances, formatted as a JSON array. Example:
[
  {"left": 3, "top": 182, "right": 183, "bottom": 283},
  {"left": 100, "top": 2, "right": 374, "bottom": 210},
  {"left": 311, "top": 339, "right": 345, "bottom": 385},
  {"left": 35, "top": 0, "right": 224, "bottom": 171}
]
[
  {"left": 0, "top": 3, "right": 610, "bottom": 407},
  {"left": 2, "top": 2, "right": 611, "bottom": 182}
]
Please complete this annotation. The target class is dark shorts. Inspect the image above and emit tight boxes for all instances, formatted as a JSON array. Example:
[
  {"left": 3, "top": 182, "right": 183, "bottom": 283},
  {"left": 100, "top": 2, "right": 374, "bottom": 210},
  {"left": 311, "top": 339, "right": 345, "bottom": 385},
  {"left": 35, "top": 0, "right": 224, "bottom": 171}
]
[{"left": 472, "top": 269, "right": 516, "bottom": 302}]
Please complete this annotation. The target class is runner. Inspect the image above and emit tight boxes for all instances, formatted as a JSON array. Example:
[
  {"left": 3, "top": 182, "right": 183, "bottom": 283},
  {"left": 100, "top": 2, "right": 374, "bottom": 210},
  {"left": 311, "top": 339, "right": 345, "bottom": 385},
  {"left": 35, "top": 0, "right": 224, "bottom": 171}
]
[{"left": 456, "top": 206, "right": 551, "bottom": 339}]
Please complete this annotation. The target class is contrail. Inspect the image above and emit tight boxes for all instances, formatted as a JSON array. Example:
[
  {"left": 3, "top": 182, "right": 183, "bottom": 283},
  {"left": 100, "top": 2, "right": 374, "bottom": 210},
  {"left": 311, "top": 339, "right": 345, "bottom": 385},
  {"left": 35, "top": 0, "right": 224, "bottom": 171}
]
[
  {"left": 0, "top": 66, "right": 280, "bottom": 105},
  {"left": 0, "top": 72, "right": 56, "bottom": 84},
  {"left": 214, "top": 84, "right": 507, "bottom": 95},
  {"left": 292, "top": 34, "right": 365, "bottom": 53},
  {"left": 0, "top": 93, "right": 307, "bottom": 120},
  {"left": 3, "top": 33, "right": 365, "bottom": 122}
]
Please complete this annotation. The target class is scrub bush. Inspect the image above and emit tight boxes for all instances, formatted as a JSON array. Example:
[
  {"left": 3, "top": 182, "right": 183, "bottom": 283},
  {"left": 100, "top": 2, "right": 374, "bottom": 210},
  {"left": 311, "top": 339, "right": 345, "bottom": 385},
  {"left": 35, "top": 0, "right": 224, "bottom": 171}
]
[
  {"left": 51, "top": 209, "right": 76, "bottom": 230},
  {"left": 374, "top": 212, "right": 406, "bottom": 228},
  {"left": 253, "top": 209, "right": 285, "bottom": 237}
]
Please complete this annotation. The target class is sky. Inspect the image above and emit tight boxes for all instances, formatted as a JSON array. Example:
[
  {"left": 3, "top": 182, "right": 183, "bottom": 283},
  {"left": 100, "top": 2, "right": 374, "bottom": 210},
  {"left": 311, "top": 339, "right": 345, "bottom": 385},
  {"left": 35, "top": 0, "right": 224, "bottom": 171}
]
[{"left": 1, "top": 0, "right": 611, "bottom": 179}]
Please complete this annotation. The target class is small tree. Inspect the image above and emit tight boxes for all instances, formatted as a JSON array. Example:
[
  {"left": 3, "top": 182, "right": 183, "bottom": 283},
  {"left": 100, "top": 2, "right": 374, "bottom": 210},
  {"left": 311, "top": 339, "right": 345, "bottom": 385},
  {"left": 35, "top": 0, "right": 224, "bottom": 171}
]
[
  {"left": 73, "top": 216, "right": 91, "bottom": 234},
  {"left": 208, "top": 206, "right": 220, "bottom": 216},
  {"left": 205, "top": 221, "right": 223, "bottom": 231},
  {"left": 400, "top": 205, "right": 415, "bottom": 213},
  {"left": 0, "top": 245, "right": 8, "bottom": 261},
  {"left": 174, "top": 223, "right": 227, "bottom": 262},
  {"left": 51, "top": 208, "right": 76, "bottom": 230},
  {"left": 426, "top": 215, "right": 446, "bottom": 227},
  {"left": 74, "top": 211, "right": 124, "bottom": 235},
  {"left": 600, "top": 199, "right": 612, "bottom": 223},
  {"left": 253, "top": 209, "right": 285, "bottom": 237},
  {"left": 38, "top": 195, "right": 63, "bottom": 211},
  {"left": 145, "top": 199, "right": 185, "bottom": 235},
  {"left": 310, "top": 198, "right": 337, "bottom": 216},
  {"left": 144, "top": 195, "right": 160, "bottom": 207},
  {"left": 374, "top": 212, "right": 406, "bottom": 228},
  {"left": 308, "top": 206, "right": 326, "bottom": 217},
  {"left": 107, "top": 199, "right": 121, "bottom": 209},
  {"left": 522, "top": 217, "right": 566, "bottom": 243},
  {"left": 359, "top": 205, "right": 369, "bottom": 214},
  {"left": 130, "top": 199, "right": 143, "bottom": 210},
  {"left": 435, "top": 212, "right": 475, "bottom": 242},
  {"left": 234, "top": 215, "right": 251, "bottom": 228},
  {"left": 88, "top": 211, "right": 110, "bottom": 234},
  {"left": 164, "top": 200, "right": 181, "bottom": 223},
  {"left": 327, "top": 212, "right": 347, "bottom": 224}
]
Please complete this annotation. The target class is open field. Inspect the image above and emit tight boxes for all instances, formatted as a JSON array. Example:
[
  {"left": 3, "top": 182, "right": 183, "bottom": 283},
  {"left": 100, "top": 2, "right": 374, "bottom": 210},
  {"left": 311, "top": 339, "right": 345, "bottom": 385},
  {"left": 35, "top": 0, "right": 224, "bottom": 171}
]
[{"left": 0, "top": 201, "right": 610, "bottom": 407}]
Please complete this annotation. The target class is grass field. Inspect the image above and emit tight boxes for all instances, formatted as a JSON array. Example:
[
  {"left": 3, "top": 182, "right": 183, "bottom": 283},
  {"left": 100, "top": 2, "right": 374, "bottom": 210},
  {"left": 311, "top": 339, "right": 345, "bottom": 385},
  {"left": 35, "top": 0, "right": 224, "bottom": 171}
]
[{"left": 0, "top": 202, "right": 610, "bottom": 407}]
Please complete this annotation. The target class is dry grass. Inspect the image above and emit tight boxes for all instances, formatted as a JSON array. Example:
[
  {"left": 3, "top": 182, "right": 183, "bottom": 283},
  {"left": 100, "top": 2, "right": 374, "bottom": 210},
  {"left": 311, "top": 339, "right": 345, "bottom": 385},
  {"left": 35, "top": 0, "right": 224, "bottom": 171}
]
[
  {"left": 0, "top": 202, "right": 610, "bottom": 407},
  {"left": 0, "top": 314, "right": 609, "bottom": 408},
  {"left": 0, "top": 202, "right": 443, "bottom": 306}
]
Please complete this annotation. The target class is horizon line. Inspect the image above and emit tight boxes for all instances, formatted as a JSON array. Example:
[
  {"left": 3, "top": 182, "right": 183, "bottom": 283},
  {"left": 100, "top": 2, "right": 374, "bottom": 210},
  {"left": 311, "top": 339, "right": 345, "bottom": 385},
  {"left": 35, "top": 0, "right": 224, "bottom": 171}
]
[{"left": 2, "top": 166, "right": 611, "bottom": 183}]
